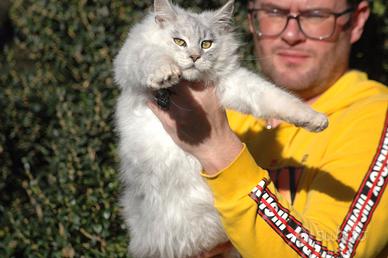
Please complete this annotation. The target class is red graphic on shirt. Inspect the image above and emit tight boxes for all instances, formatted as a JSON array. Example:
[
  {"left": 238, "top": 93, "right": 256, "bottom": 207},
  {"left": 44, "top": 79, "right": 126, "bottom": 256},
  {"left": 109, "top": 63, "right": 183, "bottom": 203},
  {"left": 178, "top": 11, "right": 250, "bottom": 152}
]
[{"left": 269, "top": 167, "right": 303, "bottom": 204}]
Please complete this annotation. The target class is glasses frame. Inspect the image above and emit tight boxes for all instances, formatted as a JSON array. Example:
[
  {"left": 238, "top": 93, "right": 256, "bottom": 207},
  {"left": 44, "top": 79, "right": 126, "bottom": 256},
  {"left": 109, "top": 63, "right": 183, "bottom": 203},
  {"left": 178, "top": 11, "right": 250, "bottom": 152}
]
[{"left": 249, "top": 7, "right": 355, "bottom": 40}]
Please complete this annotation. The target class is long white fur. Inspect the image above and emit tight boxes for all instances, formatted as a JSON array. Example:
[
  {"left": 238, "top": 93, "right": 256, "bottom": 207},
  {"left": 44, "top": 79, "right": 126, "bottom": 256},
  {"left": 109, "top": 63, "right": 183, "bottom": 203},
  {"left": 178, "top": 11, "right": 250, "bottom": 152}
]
[{"left": 114, "top": 0, "right": 328, "bottom": 257}]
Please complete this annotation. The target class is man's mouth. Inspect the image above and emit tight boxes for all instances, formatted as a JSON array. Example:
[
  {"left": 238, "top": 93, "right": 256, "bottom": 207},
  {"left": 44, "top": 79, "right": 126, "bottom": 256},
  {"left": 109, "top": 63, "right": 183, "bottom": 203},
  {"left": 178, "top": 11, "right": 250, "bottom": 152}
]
[{"left": 276, "top": 50, "right": 310, "bottom": 64}]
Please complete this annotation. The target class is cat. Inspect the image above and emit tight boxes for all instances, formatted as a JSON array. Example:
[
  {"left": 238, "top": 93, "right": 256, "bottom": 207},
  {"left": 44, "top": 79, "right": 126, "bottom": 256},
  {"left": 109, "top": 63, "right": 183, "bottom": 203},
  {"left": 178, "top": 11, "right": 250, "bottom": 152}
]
[{"left": 113, "top": 0, "right": 328, "bottom": 257}]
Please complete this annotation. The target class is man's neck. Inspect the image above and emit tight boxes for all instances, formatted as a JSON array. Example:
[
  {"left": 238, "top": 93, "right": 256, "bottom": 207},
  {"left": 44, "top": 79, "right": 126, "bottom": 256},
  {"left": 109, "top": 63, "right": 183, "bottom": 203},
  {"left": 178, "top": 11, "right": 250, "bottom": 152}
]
[{"left": 297, "top": 69, "right": 349, "bottom": 104}]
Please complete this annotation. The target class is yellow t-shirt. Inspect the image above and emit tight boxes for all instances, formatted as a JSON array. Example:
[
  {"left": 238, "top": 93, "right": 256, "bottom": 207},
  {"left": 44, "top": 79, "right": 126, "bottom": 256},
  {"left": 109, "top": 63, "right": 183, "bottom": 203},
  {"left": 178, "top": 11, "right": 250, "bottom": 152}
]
[{"left": 203, "top": 70, "right": 388, "bottom": 258}]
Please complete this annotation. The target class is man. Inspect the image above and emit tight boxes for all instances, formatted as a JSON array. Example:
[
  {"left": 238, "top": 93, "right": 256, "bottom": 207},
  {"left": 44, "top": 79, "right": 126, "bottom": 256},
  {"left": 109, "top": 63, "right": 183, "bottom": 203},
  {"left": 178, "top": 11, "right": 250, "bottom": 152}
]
[{"left": 149, "top": 0, "right": 388, "bottom": 257}]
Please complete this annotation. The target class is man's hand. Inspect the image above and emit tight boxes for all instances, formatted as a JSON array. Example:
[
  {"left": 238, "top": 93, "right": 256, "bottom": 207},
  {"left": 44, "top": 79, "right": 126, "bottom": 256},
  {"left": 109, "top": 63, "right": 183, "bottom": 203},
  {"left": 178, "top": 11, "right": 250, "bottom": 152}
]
[{"left": 148, "top": 80, "right": 243, "bottom": 175}]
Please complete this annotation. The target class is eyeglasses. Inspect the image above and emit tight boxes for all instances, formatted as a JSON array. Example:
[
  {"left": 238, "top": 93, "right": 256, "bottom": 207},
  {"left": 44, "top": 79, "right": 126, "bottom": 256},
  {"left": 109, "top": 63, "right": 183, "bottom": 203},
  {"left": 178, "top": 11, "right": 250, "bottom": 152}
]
[{"left": 249, "top": 7, "right": 354, "bottom": 40}]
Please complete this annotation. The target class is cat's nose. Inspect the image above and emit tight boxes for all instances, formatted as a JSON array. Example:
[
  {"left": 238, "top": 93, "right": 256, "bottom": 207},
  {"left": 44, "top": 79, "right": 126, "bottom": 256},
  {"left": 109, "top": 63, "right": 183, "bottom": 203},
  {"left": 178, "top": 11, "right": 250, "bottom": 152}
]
[{"left": 190, "top": 54, "right": 201, "bottom": 62}]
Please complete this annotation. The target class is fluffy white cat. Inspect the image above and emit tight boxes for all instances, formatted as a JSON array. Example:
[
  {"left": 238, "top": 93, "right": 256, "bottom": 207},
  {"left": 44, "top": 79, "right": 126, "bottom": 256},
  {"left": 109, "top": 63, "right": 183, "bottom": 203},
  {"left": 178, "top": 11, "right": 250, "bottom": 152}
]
[{"left": 114, "top": 0, "right": 328, "bottom": 257}]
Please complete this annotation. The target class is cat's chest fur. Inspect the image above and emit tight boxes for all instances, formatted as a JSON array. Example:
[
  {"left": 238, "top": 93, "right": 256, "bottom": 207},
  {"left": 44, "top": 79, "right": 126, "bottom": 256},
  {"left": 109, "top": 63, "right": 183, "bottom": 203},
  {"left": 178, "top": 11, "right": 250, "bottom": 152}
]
[{"left": 116, "top": 92, "right": 229, "bottom": 258}]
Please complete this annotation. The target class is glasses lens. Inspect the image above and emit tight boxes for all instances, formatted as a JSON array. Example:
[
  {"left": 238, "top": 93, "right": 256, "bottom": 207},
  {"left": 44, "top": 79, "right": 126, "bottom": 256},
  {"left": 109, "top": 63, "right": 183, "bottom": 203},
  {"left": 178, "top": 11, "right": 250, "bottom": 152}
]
[
  {"left": 252, "top": 9, "right": 337, "bottom": 40},
  {"left": 299, "top": 12, "right": 336, "bottom": 39},
  {"left": 253, "top": 10, "right": 288, "bottom": 36}
]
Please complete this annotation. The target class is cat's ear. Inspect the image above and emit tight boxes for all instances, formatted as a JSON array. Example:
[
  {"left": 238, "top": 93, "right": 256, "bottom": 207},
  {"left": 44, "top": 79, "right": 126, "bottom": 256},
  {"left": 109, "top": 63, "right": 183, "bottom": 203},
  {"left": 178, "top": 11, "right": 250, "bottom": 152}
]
[
  {"left": 154, "top": 0, "right": 177, "bottom": 26},
  {"left": 212, "top": 0, "right": 235, "bottom": 31}
]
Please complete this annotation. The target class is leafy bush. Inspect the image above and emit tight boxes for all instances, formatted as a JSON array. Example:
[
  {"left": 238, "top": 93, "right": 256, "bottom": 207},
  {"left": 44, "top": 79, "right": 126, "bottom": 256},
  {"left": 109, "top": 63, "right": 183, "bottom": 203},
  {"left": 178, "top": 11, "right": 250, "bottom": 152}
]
[{"left": 0, "top": 0, "right": 386, "bottom": 257}]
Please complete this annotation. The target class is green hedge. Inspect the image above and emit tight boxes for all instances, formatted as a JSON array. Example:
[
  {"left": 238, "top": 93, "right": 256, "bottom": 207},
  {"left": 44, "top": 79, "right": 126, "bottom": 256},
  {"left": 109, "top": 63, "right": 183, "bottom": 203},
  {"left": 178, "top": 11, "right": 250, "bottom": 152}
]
[{"left": 0, "top": 0, "right": 386, "bottom": 257}]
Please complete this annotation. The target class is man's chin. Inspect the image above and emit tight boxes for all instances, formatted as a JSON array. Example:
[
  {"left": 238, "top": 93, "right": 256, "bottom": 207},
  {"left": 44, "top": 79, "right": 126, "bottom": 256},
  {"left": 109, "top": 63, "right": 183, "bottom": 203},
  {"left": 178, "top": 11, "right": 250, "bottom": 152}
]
[{"left": 268, "top": 69, "right": 312, "bottom": 91}]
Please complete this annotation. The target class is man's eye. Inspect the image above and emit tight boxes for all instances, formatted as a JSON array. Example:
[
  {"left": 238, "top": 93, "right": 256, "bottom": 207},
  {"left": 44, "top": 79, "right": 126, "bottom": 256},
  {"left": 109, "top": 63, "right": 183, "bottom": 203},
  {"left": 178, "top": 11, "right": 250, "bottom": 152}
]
[
  {"left": 264, "top": 8, "right": 286, "bottom": 17},
  {"left": 302, "top": 10, "right": 331, "bottom": 19}
]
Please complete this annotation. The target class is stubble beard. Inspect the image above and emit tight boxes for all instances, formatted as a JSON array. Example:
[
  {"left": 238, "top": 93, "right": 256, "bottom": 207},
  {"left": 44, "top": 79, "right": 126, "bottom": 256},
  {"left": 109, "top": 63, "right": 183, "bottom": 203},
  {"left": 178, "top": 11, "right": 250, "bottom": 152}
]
[
  {"left": 264, "top": 62, "right": 318, "bottom": 89},
  {"left": 256, "top": 38, "right": 351, "bottom": 100}
]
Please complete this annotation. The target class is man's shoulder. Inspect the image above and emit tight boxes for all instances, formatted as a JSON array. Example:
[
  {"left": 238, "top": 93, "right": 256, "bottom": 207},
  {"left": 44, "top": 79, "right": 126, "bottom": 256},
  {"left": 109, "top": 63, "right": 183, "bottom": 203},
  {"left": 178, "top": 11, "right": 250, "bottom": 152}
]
[
  {"left": 336, "top": 71, "right": 388, "bottom": 114},
  {"left": 357, "top": 75, "right": 388, "bottom": 97},
  {"left": 349, "top": 78, "right": 388, "bottom": 112}
]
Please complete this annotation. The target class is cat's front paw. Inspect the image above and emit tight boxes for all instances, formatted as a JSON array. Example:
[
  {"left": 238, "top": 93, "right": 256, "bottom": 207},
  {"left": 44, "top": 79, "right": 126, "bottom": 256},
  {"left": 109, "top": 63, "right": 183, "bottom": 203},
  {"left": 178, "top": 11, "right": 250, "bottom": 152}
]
[
  {"left": 303, "top": 112, "right": 329, "bottom": 132},
  {"left": 147, "top": 63, "right": 182, "bottom": 89}
]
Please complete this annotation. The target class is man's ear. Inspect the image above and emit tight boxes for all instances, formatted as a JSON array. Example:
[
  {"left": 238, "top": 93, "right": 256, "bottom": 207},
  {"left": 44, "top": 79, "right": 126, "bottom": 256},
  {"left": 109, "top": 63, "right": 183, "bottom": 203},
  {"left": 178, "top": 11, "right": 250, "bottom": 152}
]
[
  {"left": 154, "top": 0, "right": 177, "bottom": 26},
  {"left": 212, "top": 0, "right": 235, "bottom": 31},
  {"left": 350, "top": 1, "right": 370, "bottom": 44}
]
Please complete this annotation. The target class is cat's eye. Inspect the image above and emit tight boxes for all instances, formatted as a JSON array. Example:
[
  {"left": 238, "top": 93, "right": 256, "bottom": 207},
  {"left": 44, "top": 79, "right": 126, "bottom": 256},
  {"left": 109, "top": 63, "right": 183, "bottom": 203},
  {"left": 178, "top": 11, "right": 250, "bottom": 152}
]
[
  {"left": 173, "top": 38, "right": 187, "bottom": 47},
  {"left": 201, "top": 40, "right": 213, "bottom": 49}
]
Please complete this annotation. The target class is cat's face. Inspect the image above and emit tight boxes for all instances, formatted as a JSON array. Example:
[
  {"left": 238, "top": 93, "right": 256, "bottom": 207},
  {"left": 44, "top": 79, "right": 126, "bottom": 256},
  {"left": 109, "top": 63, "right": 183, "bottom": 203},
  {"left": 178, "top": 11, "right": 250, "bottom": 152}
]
[
  {"left": 154, "top": 0, "right": 235, "bottom": 81},
  {"left": 165, "top": 15, "right": 218, "bottom": 80}
]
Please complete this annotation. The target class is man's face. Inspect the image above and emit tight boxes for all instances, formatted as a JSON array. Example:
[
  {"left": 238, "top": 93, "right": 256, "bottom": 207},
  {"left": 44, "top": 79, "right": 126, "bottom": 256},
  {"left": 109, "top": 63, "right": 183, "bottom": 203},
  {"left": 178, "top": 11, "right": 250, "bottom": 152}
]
[{"left": 249, "top": 0, "right": 364, "bottom": 100}]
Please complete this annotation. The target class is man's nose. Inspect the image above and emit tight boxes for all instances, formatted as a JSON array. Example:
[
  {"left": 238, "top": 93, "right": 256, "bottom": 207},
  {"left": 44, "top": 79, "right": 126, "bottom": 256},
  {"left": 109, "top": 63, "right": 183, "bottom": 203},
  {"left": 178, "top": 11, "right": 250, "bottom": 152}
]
[{"left": 281, "top": 17, "right": 306, "bottom": 45}]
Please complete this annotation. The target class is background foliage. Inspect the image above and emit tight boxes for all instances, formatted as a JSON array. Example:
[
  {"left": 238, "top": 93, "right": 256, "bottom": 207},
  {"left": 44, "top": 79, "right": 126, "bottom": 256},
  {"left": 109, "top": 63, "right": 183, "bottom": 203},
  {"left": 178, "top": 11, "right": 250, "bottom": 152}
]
[{"left": 0, "top": 0, "right": 386, "bottom": 257}]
